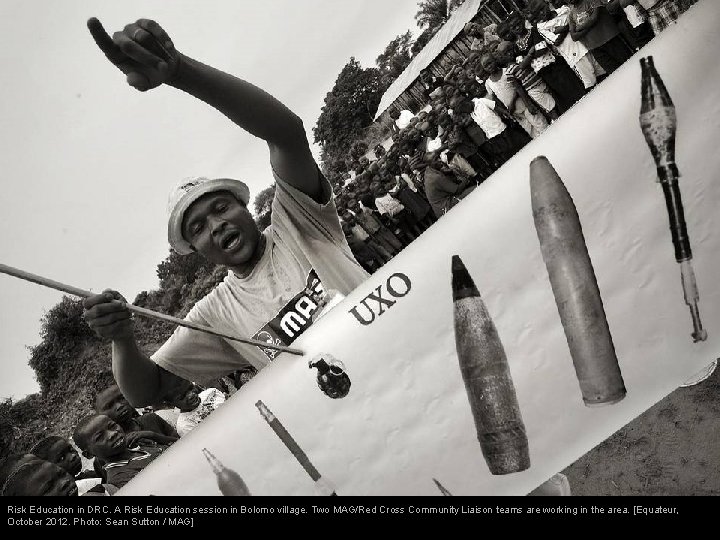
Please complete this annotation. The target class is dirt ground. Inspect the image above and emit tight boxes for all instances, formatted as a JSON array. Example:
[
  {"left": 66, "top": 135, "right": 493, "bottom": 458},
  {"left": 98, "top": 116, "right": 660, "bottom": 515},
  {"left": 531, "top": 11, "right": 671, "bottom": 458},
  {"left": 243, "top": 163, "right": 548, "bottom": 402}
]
[{"left": 562, "top": 361, "right": 720, "bottom": 495}]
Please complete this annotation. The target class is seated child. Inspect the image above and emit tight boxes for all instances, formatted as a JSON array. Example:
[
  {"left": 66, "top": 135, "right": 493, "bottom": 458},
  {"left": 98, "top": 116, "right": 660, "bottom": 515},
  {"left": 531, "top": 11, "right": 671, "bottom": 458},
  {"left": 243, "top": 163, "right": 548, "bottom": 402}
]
[
  {"left": 0, "top": 453, "right": 37, "bottom": 493},
  {"left": 30, "top": 435, "right": 84, "bottom": 478},
  {"left": 161, "top": 378, "right": 226, "bottom": 437},
  {"left": 30, "top": 435, "right": 112, "bottom": 495},
  {"left": 2, "top": 456, "right": 78, "bottom": 496},
  {"left": 95, "top": 384, "right": 179, "bottom": 443},
  {"left": 73, "top": 413, "right": 171, "bottom": 490}
]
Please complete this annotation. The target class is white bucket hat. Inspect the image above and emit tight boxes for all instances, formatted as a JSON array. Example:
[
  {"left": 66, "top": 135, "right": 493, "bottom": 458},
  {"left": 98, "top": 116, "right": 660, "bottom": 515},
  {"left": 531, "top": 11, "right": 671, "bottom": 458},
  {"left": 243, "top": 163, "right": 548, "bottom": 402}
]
[{"left": 167, "top": 176, "right": 250, "bottom": 255}]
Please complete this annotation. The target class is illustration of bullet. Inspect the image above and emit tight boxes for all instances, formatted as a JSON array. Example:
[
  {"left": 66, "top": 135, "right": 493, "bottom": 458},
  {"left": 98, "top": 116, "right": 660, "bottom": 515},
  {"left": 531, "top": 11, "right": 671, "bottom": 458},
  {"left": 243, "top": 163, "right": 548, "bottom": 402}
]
[
  {"left": 255, "top": 400, "right": 338, "bottom": 495},
  {"left": 309, "top": 354, "right": 351, "bottom": 399},
  {"left": 202, "top": 448, "right": 252, "bottom": 496},
  {"left": 530, "top": 156, "right": 626, "bottom": 407},
  {"left": 433, "top": 478, "right": 454, "bottom": 496},
  {"left": 451, "top": 255, "right": 530, "bottom": 475},
  {"left": 639, "top": 56, "right": 706, "bottom": 343}
]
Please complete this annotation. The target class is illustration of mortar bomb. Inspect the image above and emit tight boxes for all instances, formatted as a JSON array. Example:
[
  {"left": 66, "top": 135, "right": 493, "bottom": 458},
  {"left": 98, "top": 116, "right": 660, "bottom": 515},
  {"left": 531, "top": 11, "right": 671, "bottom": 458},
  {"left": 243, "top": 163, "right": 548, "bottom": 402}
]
[
  {"left": 309, "top": 354, "right": 351, "bottom": 399},
  {"left": 530, "top": 156, "right": 626, "bottom": 407},
  {"left": 202, "top": 448, "right": 252, "bottom": 496},
  {"left": 451, "top": 255, "right": 530, "bottom": 475},
  {"left": 639, "top": 56, "right": 706, "bottom": 343}
]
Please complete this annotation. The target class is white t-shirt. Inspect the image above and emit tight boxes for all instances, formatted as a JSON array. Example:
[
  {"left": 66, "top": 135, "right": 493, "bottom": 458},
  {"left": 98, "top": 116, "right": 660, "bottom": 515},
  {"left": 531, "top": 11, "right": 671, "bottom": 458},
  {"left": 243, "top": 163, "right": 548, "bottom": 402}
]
[
  {"left": 624, "top": 4, "right": 648, "bottom": 27},
  {"left": 471, "top": 97, "right": 507, "bottom": 139},
  {"left": 395, "top": 110, "right": 415, "bottom": 130},
  {"left": 426, "top": 136, "right": 443, "bottom": 153},
  {"left": 151, "top": 169, "right": 369, "bottom": 384},
  {"left": 536, "top": 7, "right": 590, "bottom": 67},
  {"left": 375, "top": 194, "right": 405, "bottom": 217},
  {"left": 176, "top": 388, "right": 225, "bottom": 437}
]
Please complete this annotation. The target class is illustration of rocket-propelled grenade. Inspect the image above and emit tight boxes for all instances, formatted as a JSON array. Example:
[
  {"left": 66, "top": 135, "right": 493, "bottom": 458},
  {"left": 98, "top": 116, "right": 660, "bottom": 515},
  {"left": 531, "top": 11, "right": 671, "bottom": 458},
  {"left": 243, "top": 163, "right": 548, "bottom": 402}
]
[
  {"left": 639, "top": 56, "right": 706, "bottom": 343},
  {"left": 530, "top": 156, "right": 626, "bottom": 407},
  {"left": 255, "top": 400, "right": 338, "bottom": 496},
  {"left": 451, "top": 255, "right": 530, "bottom": 475},
  {"left": 202, "top": 448, "right": 252, "bottom": 496},
  {"left": 309, "top": 354, "right": 351, "bottom": 399}
]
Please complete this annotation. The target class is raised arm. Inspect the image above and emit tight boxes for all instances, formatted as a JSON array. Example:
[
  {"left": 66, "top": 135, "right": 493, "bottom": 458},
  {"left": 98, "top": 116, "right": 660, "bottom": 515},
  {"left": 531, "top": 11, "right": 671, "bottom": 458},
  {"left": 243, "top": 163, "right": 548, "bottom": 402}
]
[{"left": 87, "top": 17, "right": 321, "bottom": 201}]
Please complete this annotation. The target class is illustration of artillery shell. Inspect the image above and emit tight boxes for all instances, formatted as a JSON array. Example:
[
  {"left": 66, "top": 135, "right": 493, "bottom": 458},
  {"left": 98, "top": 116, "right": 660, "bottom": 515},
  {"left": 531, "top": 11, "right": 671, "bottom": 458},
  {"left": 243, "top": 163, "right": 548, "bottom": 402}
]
[
  {"left": 530, "top": 156, "right": 626, "bottom": 407},
  {"left": 451, "top": 255, "right": 530, "bottom": 475}
]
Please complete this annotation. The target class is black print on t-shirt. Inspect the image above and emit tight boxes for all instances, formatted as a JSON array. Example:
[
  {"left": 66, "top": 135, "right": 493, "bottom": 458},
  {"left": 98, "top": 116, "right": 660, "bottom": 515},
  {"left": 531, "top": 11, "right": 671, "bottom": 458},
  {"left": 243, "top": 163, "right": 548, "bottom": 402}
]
[{"left": 252, "top": 269, "right": 329, "bottom": 360}]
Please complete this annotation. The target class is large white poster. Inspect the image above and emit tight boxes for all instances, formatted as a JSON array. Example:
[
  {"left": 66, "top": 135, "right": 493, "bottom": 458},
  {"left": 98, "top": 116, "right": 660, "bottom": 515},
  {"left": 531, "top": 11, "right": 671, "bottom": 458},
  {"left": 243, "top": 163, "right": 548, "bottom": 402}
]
[{"left": 121, "top": 2, "right": 720, "bottom": 496}]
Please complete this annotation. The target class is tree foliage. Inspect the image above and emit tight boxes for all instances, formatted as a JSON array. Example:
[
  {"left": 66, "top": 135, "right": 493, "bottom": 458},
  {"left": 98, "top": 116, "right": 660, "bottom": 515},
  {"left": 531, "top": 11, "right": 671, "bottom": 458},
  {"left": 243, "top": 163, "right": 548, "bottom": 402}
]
[
  {"left": 253, "top": 184, "right": 276, "bottom": 231},
  {"left": 313, "top": 58, "right": 384, "bottom": 174},
  {"left": 415, "top": 0, "right": 465, "bottom": 35},
  {"left": 28, "top": 297, "right": 97, "bottom": 394},
  {"left": 156, "top": 250, "right": 216, "bottom": 290},
  {"left": 376, "top": 31, "right": 414, "bottom": 86},
  {"left": 412, "top": 27, "right": 436, "bottom": 55}
]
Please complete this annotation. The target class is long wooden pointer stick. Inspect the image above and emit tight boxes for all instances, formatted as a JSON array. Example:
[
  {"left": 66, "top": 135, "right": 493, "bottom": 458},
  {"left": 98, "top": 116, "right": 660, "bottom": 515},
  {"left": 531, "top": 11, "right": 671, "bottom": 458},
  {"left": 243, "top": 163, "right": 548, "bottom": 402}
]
[{"left": 0, "top": 263, "right": 304, "bottom": 356}]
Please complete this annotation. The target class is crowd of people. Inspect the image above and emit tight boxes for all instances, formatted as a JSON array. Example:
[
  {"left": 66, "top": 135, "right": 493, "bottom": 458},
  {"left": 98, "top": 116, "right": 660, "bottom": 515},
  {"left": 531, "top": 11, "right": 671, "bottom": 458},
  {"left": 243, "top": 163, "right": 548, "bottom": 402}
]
[
  {"left": 0, "top": 380, "right": 238, "bottom": 496},
  {"left": 334, "top": 0, "right": 697, "bottom": 273}
]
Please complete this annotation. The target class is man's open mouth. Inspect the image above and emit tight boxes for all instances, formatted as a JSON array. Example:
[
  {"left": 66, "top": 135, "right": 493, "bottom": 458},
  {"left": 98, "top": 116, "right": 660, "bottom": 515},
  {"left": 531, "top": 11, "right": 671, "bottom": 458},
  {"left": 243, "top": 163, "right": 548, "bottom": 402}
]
[{"left": 220, "top": 232, "right": 241, "bottom": 250}]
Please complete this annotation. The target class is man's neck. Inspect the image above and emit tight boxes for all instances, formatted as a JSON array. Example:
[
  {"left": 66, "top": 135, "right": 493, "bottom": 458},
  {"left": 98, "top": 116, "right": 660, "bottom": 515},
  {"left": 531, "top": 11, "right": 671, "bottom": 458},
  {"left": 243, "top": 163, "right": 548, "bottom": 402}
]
[{"left": 230, "top": 233, "right": 267, "bottom": 278}]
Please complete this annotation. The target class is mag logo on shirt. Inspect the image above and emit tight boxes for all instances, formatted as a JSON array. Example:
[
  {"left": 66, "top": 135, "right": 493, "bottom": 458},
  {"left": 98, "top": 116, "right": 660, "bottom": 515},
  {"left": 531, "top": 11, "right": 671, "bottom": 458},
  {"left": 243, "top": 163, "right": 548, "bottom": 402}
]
[{"left": 252, "top": 269, "right": 330, "bottom": 360}]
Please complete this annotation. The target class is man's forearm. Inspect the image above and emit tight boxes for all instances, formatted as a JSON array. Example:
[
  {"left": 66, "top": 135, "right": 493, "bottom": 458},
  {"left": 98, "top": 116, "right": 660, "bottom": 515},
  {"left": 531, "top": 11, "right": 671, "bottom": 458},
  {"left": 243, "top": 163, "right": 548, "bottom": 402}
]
[
  {"left": 169, "top": 54, "right": 306, "bottom": 152},
  {"left": 112, "top": 337, "right": 162, "bottom": 408}
]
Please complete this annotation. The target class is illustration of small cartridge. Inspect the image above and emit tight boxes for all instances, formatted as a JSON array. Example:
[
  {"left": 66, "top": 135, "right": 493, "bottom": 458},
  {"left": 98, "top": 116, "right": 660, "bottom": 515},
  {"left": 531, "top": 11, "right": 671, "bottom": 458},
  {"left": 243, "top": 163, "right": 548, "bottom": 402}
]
[{"left": 255, "top": 400, "right": 338, "bottom": 495}]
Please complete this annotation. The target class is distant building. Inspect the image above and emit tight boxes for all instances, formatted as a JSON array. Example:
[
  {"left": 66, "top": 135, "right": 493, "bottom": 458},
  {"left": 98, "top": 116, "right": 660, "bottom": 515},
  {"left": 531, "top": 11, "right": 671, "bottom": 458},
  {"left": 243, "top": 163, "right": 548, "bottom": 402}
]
[{"left": 374, "top": 0, "right": 528, "bottom": 124}]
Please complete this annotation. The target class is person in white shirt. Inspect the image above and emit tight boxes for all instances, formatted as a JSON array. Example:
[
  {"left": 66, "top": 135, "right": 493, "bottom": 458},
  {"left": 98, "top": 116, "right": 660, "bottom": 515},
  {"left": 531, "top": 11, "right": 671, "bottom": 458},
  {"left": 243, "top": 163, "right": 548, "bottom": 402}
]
[{"left": 471, "top": 90, "right": 532, "bottom": 165}]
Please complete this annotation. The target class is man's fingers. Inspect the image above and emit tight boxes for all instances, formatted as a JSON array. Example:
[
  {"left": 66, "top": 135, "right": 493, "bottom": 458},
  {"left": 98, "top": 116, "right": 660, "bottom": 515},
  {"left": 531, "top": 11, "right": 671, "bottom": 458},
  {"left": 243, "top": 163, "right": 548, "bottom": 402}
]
[
  {"left": 137, "top": 19, "right": 173, "bottom": 51},
  {"left": 102, "top": 289, "right": 127, "bottom": 303},
  {"left": 126, "top": 71, "right": 151, "bottom": 92},
  {"left": 83, "top": 291, "right": 117, "bottom": 310},
  {"left": 85, "top": 300, "right": 130, "bottom": 320},
  {"left": 91, "top": 311, "right": 133, "bottom": 328},
  {"left": 87, "top": 17, "right": 125, "bottom": 64},
  {"left": 113, "top": 29, "right": 164, "bottom": 69}
]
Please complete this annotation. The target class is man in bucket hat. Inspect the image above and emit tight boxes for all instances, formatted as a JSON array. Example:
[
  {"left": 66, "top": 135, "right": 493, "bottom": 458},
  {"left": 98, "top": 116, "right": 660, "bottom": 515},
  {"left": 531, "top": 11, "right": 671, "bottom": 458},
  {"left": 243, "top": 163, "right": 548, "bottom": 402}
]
[{"left": 82, "top": 18, "right": 368, "bottom": 407}]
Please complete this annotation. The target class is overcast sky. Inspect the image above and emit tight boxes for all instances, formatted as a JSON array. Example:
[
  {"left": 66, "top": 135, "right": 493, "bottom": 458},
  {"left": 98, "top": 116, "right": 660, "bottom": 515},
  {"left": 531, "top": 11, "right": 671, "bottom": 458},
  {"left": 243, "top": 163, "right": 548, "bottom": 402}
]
[{"left": 0, "top": 0, "right": 423, "bottom": 401}]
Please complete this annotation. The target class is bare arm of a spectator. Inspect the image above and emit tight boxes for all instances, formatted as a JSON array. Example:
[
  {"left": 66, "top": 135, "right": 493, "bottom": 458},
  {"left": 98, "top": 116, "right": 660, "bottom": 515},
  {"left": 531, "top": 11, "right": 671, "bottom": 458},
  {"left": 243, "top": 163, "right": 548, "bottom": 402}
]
[{"left": 569, "top": 11, "right": 592, "bottom": 40}]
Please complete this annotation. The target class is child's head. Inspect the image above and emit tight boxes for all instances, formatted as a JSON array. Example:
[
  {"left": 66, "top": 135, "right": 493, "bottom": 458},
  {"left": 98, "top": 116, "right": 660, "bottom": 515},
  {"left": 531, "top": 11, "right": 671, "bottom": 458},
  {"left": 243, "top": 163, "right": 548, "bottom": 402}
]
[
  {"left": 95, "top": 384, "right": 136, "bottom": 425},
  {"left": 30, "top": 436, "right": 82, "bottom": 476},
  {"left": 0, "top": 453, "right": 36, "bottom": 492},
  {"left": 438, "top": 113, "right": 453, "bottom": 130},
  {"left": 2, "top": 457, "right": 78, "bottom": 496},
  {"left": 496, "top": 21, "right": 515, "bottom": 42},
  {"left": 508, "top": 13, "right": 526, "bottom": 36},
  {"left": 163, "top": 378, "right": 201, "bottom": 413},
  {"left": 73, "top": 413, "right": 127, "bottom": 460},
  {"left": 494, "top": 41, "right": 517, "bottom": 68}
]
